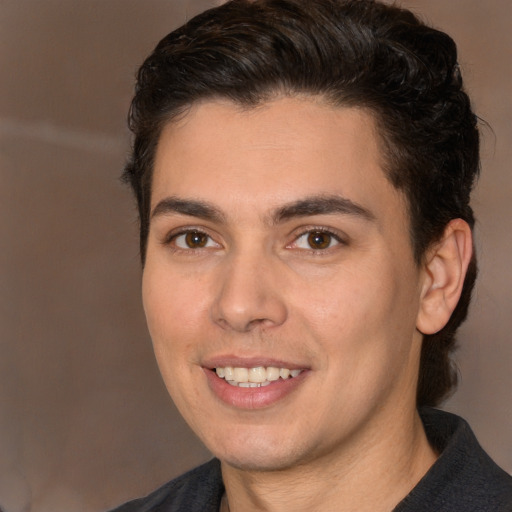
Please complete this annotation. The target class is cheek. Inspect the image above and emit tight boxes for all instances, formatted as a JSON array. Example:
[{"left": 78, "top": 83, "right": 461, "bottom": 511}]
[
  {"left": 292, "top": 265, "right": 388, "bottom": 332},
  {"left": 295, "top": 258, "right": 420, "bottom": 363},
  {"left": 142, "top": 266, "right": 209, "bottom": 410},
  {"left": 141, "top": 268, "right": 214, "bottom": 412},
  {"left": 142, "top": 264, "right": 211, "bottom": 345}
]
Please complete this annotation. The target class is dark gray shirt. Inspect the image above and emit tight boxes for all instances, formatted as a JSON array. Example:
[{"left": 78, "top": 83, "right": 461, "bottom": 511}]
[{"left": 111, "top": 408, "right": 512, "bottom": 511}]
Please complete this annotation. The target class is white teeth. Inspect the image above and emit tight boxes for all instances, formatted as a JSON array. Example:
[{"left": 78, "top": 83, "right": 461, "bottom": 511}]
[
  {"left": 228, "top": 380, "right": 272, "bottom": 388},
  {"left": 266, "top": 367, "right": 280, "bottom": 381},
  {"left": 215, "top": 366, "right": 303, "bottom": 386},
  {"left": 233, "top": 367, "right": 249, "bottom": 382},
  {"left": 248, "top": 367, "right": 267, "bottom": 383},
  {"left": 279, "top": 368, "right": 290, "bottom": 379}
]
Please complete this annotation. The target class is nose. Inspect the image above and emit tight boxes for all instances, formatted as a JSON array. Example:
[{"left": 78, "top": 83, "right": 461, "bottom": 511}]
[{"left": 211, "top": 250, "right": 288, "bottom": 333}]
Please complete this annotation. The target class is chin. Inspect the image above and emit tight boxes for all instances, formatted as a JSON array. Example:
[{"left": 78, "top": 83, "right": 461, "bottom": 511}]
[
  {"left": 219, "top": 451, "right": 301, "bottom": 473},
  {"left": 208, "top": 429, "right": 311, "bottom": 473}
]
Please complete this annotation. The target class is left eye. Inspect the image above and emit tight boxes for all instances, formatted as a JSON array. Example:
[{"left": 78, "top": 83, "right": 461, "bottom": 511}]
[
  {"left": 173, "top": 231, "right": 218, "bottom": 249},
  {"left": 293, "top": 230, "right": 340, "bottom": 250}
]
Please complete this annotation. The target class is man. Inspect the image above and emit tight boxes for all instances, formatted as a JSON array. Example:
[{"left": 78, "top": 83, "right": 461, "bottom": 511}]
[{"left": 111, "top": 0, "right": 512, "bottom": 510}]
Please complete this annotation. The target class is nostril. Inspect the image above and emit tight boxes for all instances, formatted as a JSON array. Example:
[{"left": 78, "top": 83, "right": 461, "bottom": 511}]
[{"left": 210, "top": 260, "right": 288, "bottom": 331}]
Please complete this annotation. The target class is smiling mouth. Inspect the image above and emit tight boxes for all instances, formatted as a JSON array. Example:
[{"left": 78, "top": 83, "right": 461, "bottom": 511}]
[{"left": 215, "top": 366, "right": 304, "bottom": 388}]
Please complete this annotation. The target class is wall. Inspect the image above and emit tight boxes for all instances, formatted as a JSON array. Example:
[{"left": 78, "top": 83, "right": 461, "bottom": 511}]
[{"left": 1, "top": 1, "right": 510, "bottom": 511}]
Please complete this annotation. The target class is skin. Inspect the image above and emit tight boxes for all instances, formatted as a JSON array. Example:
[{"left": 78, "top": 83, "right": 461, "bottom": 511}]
[{"left": 142, "top": 96, "right": 468, "bottom": 511}]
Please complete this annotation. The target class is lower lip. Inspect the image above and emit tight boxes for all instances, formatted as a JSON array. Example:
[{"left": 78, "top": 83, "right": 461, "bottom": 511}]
[{"left": 204, "top": 369, "right": 309, "bottom": 410}]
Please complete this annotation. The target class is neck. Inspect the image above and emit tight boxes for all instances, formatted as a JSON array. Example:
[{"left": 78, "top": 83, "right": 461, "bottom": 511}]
[{"left": 221, "top": 408, "right": 437, "bottom": 512}]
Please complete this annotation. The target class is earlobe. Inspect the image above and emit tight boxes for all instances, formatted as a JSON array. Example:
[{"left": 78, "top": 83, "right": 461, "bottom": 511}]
[{"left": 416, "top": 219, "right": 473, "bottom": 335}]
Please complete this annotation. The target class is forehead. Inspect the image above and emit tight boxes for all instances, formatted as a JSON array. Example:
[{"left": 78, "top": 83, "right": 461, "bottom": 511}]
[{"left": 152, "top": 96, "right": 406, "bottom": 224}]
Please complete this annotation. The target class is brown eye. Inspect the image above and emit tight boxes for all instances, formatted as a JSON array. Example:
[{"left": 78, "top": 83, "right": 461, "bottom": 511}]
[
  {"left": 184, "top": 231, "right": 208, "bottom": 248},
  {"left": 172, "top": 230, "right": 216, "bottom": 250},
  {"left": 307, "top": 231, "right": 332, "bottom": 249},
  {"left": 292, "top": 230, "right": 341, "bottom": 251}
]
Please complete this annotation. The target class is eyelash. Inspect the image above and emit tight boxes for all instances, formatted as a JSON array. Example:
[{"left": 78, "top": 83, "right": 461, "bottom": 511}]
[
  {"left": 163, "top": 228, "right": 219, "bottom": 253},
  {"left": 162, "top": 226, "right": 347, "bottom": 254},
  {"left": 289, "top": 227, "right": 347, "bottom": 253}
]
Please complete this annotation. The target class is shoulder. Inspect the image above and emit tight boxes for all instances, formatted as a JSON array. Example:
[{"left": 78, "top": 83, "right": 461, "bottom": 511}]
[
  {"left": 108, "top": 458, "right": 224, "bottom": 512},
  {"left": 395, "top": 408, "right": 512, "bottom": 512}
]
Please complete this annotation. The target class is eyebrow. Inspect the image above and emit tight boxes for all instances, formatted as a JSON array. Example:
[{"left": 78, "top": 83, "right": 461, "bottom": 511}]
[
  {"left": 150, "top": 194, "right": 375, "bottom": 225},
  {"left": 271, "top": 195, "right": 375, "bottom": 224},
  {"left": 151, "top": 197, "right": 226, "bottom": 223}
]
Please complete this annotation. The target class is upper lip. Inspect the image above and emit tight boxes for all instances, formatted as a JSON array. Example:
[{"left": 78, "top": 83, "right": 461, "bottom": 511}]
[{"left": 202, "top": 355, "right": 309, "bottom": 370}]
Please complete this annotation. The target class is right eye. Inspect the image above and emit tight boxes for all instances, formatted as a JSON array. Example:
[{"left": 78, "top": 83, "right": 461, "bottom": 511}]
[
  {"left": 294, "top": 230, "right": 340, "bottom": 251},
  {"left": 171, "top": 230, "right": 218, "bottom": 250}
]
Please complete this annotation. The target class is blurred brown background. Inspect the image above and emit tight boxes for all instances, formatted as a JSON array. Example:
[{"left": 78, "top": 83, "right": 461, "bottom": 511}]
[{"left": 0, "top": 1, "right": 510, "bottom": 511}]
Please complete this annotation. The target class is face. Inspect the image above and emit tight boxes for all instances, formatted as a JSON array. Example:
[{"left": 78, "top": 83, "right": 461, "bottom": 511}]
[{"left": 143, "top": 97, "right": 426, "bottom": 472}]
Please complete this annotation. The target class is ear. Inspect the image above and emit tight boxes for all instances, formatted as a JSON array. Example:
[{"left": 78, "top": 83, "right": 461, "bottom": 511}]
[{"left": 416, "top": 219, "right": 473, "bottom": 335}]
